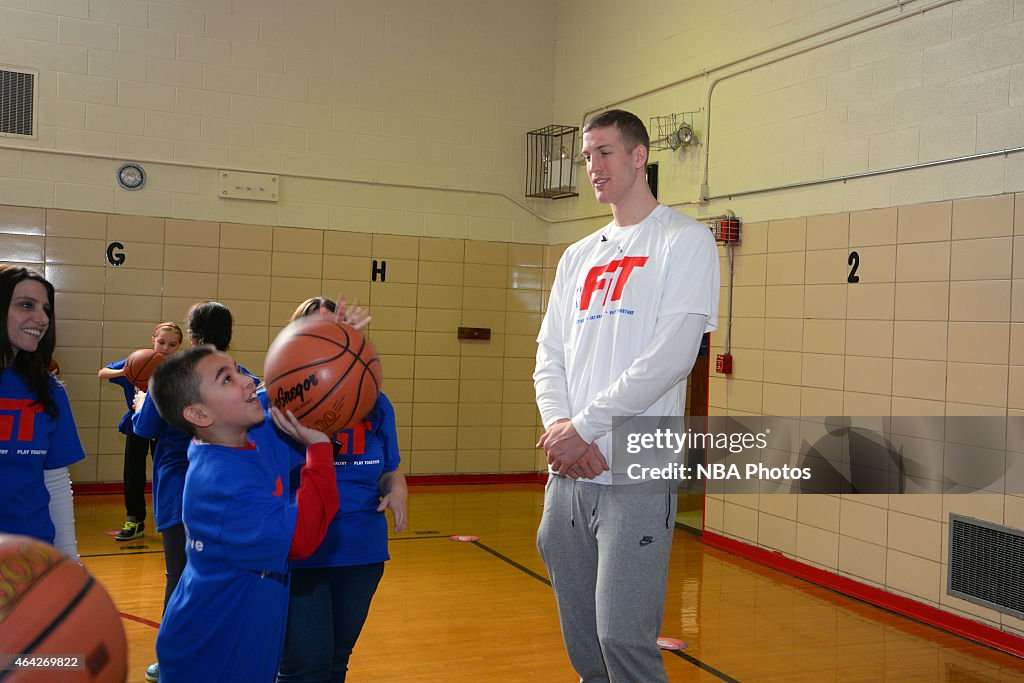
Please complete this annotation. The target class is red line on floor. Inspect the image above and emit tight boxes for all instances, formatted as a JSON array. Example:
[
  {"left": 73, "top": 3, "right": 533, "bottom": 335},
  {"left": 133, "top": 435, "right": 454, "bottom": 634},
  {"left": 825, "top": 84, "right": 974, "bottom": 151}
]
[{"left": 119, "top": 612, "right": 160, "bottom": 629}]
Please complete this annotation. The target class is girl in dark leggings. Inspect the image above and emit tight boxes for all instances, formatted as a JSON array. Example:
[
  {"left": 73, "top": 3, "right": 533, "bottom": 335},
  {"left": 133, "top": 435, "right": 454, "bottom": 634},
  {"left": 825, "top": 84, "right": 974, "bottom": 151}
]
[
  {"left": 132, "top": 301, "right": 259, "bottom": 683},
  {"left": 98, "top": 322, "right": 183, "bottom": 541}
]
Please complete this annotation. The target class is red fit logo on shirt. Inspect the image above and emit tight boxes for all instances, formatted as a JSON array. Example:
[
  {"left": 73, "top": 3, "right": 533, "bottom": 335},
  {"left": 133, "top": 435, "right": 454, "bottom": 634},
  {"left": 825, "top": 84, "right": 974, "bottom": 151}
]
[
  {"left": 578, "top": 256, "right": 648, "bottom": 310},
  {"left": 0, "top": 399, "right": 43, "bottom": 441},
  {"left": 332, "top": 421, "right": 371, "bottom": 456}
]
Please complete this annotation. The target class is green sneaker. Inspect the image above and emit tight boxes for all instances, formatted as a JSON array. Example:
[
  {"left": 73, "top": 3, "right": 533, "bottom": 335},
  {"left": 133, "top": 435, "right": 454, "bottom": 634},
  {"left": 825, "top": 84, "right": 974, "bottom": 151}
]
[
  {"left": 114, "top": 519, "right": 144, "bottom": 541},
  {"left": 145, "top": 662, "right": 159, "bottom": 682}
]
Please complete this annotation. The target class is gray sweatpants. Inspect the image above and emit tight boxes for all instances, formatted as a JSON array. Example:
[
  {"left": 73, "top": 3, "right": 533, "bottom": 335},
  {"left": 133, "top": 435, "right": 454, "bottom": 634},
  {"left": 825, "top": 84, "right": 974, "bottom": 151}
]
[{"left": 537, "top": 475, "right": 678, "bottom": 683}]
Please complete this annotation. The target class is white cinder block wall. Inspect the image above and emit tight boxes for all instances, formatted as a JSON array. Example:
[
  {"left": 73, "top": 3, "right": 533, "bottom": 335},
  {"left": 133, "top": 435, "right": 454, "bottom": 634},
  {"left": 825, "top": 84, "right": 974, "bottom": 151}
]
[{"left": 0, "top": 0, "right": 556, "bottom": 243}]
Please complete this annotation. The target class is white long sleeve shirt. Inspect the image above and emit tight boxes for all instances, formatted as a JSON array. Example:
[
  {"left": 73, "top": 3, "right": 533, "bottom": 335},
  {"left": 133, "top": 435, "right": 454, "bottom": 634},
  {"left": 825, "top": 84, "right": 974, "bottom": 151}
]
[{"left": 534, "top": 204, "right": 720, "bottom": 483}]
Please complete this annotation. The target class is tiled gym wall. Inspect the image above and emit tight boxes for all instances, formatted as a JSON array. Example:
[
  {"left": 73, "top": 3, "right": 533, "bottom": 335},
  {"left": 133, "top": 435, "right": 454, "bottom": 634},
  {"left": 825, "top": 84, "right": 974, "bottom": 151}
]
[
  {"left": 0, "top": 203, "right": 553, "bottom": 483},
  {"left": 703, "top": 191, "right": 1024, "bottom": 636}
]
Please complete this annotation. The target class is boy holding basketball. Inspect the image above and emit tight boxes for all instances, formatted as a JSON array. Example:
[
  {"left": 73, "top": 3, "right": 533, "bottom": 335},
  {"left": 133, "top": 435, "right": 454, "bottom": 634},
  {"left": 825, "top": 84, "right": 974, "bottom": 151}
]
[{"left": 147, "top": 345, "right": 339, "bottom": 683}]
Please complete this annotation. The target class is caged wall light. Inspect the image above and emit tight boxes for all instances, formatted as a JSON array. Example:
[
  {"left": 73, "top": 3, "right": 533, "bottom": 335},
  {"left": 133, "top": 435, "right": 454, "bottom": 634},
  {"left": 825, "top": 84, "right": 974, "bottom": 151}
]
[
  {"left": 525, "top": 124, "right": 579, "bottom": 199},
  {"left": 650, "top": 112, "right": 699, "bottom": 151}
]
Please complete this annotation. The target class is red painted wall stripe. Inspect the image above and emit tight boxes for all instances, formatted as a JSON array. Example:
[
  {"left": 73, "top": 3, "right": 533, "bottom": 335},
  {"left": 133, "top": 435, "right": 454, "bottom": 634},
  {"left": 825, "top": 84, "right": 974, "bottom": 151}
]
[{"left": 701, "top": 530, "right": 1024, "bottom": 659}]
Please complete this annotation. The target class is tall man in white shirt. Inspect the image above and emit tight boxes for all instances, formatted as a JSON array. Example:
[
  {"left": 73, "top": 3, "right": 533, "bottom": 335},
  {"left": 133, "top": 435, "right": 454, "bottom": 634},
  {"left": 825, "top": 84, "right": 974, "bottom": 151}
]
[{"left": 534, "top": 110, "right": 720, "bottom": 682}]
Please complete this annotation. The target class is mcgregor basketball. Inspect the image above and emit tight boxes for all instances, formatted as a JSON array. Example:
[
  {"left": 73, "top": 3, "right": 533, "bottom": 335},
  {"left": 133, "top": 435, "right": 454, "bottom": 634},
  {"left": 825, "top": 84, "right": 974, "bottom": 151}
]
[
  {"left": 0, "top": 534, "right": 127, "bottom": 682},
  {"left": 123, "top": 348, "right": 164, "bottom": 391},
  {"left": 264, "top": 318, "right": 382, "bottom": 434}
]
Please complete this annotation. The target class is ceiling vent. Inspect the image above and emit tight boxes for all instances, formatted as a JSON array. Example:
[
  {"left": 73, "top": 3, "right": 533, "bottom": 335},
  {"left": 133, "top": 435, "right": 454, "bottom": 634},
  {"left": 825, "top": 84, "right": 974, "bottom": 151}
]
[{"left": 0, "top": 66, "right": 38, "bottom": 139}]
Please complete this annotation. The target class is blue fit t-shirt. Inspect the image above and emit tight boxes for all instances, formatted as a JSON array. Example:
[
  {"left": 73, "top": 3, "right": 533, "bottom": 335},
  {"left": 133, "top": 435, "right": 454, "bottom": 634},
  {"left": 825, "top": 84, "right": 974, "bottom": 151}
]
[
  {"left": 291, "top": 392, "right": 400, "bottom": 569},
  {"left": 155, "top": 416, "right": 300, "bottom": 683},
  {"left": 0, "top": 369, "right": 85, "bottom": 543}
]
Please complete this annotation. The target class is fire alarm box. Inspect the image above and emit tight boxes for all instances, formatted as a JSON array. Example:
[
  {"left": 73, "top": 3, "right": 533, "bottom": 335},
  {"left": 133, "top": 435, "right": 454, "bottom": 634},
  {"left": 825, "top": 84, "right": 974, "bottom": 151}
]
[{"left": 715, "top": 353, "right": 733, "bottom": 374}]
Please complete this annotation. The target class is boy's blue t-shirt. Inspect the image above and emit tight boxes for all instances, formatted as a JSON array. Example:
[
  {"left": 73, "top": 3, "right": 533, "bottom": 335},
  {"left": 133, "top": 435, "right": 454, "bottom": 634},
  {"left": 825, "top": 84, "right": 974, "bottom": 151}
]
[
  {"left": 133, "top": 363, "right": 259, "bottom": 531},
  {"left": 156, "top": 416, "right": 300, "bottom": 683},
  {"left": 291, "top": 392, "right": 400, "bottom": 569},
  {"left": 0, "top": 370, "right": 86, "bottom": 543}
]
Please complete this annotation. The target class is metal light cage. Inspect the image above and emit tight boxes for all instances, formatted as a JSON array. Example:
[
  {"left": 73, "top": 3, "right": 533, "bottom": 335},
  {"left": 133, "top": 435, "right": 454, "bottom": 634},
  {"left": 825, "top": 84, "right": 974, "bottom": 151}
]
[
  {"left": 525, "top": 124, "right": 579, "bottom": 199},
  {"left": 705, "top": 215, "right": 742, "bottom": 244},
  {"left": 650, "top": 112, "right": 698, "bottom": 151}
]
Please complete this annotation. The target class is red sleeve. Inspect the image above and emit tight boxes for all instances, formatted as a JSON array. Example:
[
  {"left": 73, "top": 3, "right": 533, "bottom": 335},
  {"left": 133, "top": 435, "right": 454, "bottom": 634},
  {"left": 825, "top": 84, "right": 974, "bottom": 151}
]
[{"left": 288, "top": 441, "right": 339, "bottom": 560}]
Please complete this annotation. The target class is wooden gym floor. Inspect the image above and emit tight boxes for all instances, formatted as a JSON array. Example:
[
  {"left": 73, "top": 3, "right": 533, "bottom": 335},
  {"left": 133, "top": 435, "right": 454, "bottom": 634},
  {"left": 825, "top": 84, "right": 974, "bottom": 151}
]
[{"left": 76, "top": 485, "right": 1024, "bottom": 682}]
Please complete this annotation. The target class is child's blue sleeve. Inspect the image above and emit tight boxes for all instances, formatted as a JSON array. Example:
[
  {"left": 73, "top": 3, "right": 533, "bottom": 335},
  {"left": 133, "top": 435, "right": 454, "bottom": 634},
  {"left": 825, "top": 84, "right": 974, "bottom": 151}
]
[
  {"left": 377, "top": 393, "right": 400, "bottom": 472},
  {"left": 132, "top": 392, "right": 165, "bottom": 439}
]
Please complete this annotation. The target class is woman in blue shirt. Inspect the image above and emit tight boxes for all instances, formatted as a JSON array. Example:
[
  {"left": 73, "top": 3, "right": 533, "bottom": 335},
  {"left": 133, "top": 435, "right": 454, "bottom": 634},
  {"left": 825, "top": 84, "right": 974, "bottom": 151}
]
[{"left": 0, "top": 265, "right": 85, "bottom": 558}]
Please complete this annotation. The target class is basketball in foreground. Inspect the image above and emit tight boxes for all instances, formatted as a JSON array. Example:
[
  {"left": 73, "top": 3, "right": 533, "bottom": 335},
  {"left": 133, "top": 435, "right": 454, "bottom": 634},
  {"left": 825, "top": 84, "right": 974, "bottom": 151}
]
[
  {"left": 123, "top": 348, "right": 164, "bottom": 391},
  {"left": 0, "top": 534, "right": 127, "bottom": 682},
  {"left": 265, "top": 318, "right": 382, "bottom": 434}
]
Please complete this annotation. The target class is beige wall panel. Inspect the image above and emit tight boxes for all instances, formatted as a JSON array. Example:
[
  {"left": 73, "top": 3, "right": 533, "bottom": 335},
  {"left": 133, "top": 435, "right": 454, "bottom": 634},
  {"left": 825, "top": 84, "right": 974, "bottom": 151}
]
[
  {"left": 764, "top": 285, "right": 803, "bottom": 319},
  {"left": 850, "top": 207, "right": 897, "bottom": 247},
  {"left": 56, "top": 291, "right": 104, "bottom": 321},
  {"left": 803, "top": 319, "right": 846, "bottom": 355},
  {"left": 892, "top": 321, "right": 947, "bottom": 361},
  {"left": 845, "top": 320, "right": 893, "bottom": 358},
  {"left": 165, "top": 219, "right": 220, "bottom": 247},
  {"left": 947, "top": 322, "right": 1010, "bottom": 364},
  {"left": 456, "top": 449, "right": 500, "bottom": 473},
  {"left": 950, "top": 237, "right": 1013, "bottom": 280},
  {"left": 0, "top": 206, "right": 46, "bottom": 235},
  {"left": 757, "top": 514, "right": 796, "bottom": 555},
  {"left": 804, "top": 249, "right": 848, "bottom": 285},
  {"left": 852, "top": 245, "right": 896, "bottom": 283},
  {"left": 765, "top": 252, "right": 805, "bottom": 286},
  {"left": 897, "top": 201, "right": 951, "bottom": 244},
  {"left": 806, "top": 212, "right": 848, "bottom": 250},
  {"left": 764, "top": 318, "right": 803, "bottom": 352},
  {"left": 415, "top": 308, "right": 461, "bottom": 334},
  {"left": 896, "top": 241, "right": 950, "bottom": 282},
  {"left": 952, "top": 194, "right": 1014, "bottom": 239},
  {"left": 45, "top": 237, "right": 106, "bottom": 266},
  {"left": 218, "top": 273, "right": 271, "bottom": 300},
  {"left": 799, "top": 387, "right": 843, "bottom": 415},
  {"left": 892, "top": 359, "right": 947, "bottom": 400},
  {"left": 767, "top": 217, "right": 806, "bottom": 253},
  {"left": 221, "top": 223, "right": 274, "bottom": 251},
  {"left": 1, "top": 234, "right": 45, "bottom": 263},
  {"left": 796, "top": 524, "right": 839, "bottom": 569},
  {"left": 106, "top": 266, "right": 162, "bottom": 296},
  {"left": 372, "top": 234, "right": 419, "bottom": 260},
  {"left": 419, "top": 237, "right": 465, "bottom": 263},
  {"left": 46, "top": 209, "right": 106, "bottom": 239},
  {"left": 895, "top": 282, "right": 949, "bottom": 320},
  {"left": 948, "top": 280, "right": 1010, "bottom": 321},
  {"left": 838, "top": 536, "right": 886, "bottom": 585},
  {"left": 847, "top": 283, "right": 895, "bottom": 320}
]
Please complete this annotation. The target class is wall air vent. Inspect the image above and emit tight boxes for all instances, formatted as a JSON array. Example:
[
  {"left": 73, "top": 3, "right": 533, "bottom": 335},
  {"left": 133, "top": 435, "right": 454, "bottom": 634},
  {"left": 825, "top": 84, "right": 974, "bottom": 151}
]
[
  {"left": 0, "top": 67, "right": 38, "bottom": 139},
  {"left": 948, "top": 514, "right": 1024, "bottom": 619}
]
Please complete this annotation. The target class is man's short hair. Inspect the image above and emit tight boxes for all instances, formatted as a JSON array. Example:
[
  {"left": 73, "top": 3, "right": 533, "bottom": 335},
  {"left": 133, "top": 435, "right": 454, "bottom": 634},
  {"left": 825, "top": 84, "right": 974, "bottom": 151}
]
[
  {"left": 583, "top": 109, "right": 650, "bottom": 153},
  {"left": 149, "top": 345, "right": 217, "bottom": 437}
]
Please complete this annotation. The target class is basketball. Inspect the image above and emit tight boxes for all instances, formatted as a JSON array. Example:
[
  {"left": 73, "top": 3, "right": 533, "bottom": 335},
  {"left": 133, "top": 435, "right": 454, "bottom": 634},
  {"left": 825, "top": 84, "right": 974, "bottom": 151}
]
[
  {"left": 0, "top": 534, "right": 127, "bottom": 682},
  {"left": 123, "top": 348, "right": 164, "bottom": 391},
  {"left": 264, "top": 318, "right": 382, "bottom": 434}
]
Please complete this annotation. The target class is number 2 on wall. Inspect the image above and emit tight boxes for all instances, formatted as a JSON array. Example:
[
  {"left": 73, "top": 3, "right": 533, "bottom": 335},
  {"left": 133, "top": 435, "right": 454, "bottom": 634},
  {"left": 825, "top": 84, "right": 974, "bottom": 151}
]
[{"left": 848, "top": 251, "right": 860, "bottom": 283}]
